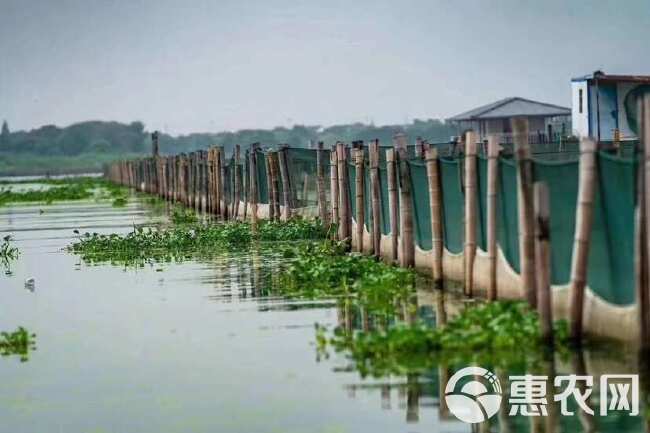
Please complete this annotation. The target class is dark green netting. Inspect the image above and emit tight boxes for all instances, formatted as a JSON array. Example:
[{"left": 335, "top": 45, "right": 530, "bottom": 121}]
[
  {"left": 585, "top": 153, "right": 636, "bottom": 305},
  {"left": 378, "top": 166, "right": 392, "bottom": 235},
  {"left": 347, "top": 161, "right": 357, "bottom": 221},
  {"left": 531, "top": 159, "right": 579, "bottom": 285},
  {"left": 255, "top": 150, "right": 269, "bottom": 204},
  {"left": 408, "top": 160, "right": 432, "bottom": 250},
  {"left": 496, "top": 158, "right": 520, "bottom": 272},
  {"left": 439, "top": 157, "right": 464, "bottom": 253}
]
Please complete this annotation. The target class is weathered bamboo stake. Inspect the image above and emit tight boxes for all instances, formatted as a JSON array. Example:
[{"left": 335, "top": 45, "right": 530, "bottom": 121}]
[
  {"left": 369, "top": 140, "right": 381, "bottom": 257},
  {"left": 206, "top": 151, "right": 213, "bottom": 212},
  {"left": 249, "top": 144, "right": 259, "bottom": 230},
  {"left": 302, "top": 173, "right": 310, "bottom": 205},
  {"left": 316, "top": 142, "right": 329, "bottom": 225},
  {"left": 513, "top": 117, "right": 537, "bottom": 307},
  {"left": 534, "top": 182, "right": 553, "bottom": 345},
  {"left": 464, "top": 131, "right": 478, "bottom": 297},
  {"left": 640, "top": 93, "right": 650, "bottom": 350},
  {"left": 487, "top": 135, "right": 499, "bottom": 301},
  {"left": 266, "top": 152, "right": 276, "bottom": 221},
  {"left": 636, "top": 161, "right": 649, "bottom": 351},
  {"left": 386, "top": 148, "right": 399, "bottom": 263},
  {"left": 272, "top": 152, "right": 282, "bottom": 221},
  {"left": 569, "top": 137, "right": 598, "bottom": 343},
  {"left": 354, "top": 148, "right": 365, "bottom": 253},
  {"left": 233, "top": 144, "right": 241, "bottom": 219},
  {"left": 330, "top": 148, "right": 340, "bottom": 234},
  {"left": 337, "top": 142, "right": 352, "bottom": 244},
  {"left": 220, "top": 148, "right": 229, "bottom": 220},
  {"left": 415, "top": 137, "right": 424, "bottom": 159},
  {"left": 396, "top": 147, "right": 415, "bottom": 268},
  {"left": 243, "top": 149, "right": 249, "bottom": 220},
  {"left": 278, "top": 146, "right": 293, "bottom": 220},
  {"left": 215, "top": 148, "right": 222, "bottom": 217},
  {"left": 425, "top": 148, "right": 443, "bottom": 290}
]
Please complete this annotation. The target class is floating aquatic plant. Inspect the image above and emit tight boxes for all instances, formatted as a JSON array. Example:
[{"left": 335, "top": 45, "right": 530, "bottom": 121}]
[
  {"left": 0, "top": 327, "right": 36, "bottom": 362},
  {"left": 317, "top": 301, "right": 570, "bottom": 377},
  {"left": 67, "top": 219, "right": 329, "bottom": 267},
  {"left": 1, "top": 235, "right": 19, "bottom": 275},
  {"left": 171, "top": 205, "right": 197, "bottom": 224}
]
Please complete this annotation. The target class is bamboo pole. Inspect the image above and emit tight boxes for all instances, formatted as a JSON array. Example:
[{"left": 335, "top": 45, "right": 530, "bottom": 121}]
[
  {"left": 278, "top": 146, "right": 293, "bottom": 220},
  {"left": 316, "top": 142, "right": 329, "bottom": 225},
  {"left": 386, "top": 148, "right": 399, "bottom": 263},
  {"left": 640, "top": 94, "right": 650, "bottom": 350},
  {"left": 534, "top": 182, "right": 553, "bottom": 345},
  {"left": 249, "top": 144, "right": 259, "bottom": 230},
  {"left": 512, "top": 117, "right": 537, "bottom": 307},
  {"left": 266, "top": 152, "right": 276, "bottom": 221},
  {"left": 215, "top": 148, "right": 222, "bottom": 217},
  {"left": 369, "top": 140, "right": 381, "bottom": 257},
  {"left": 425, "top": 148, "right": 443, "bottom": 289},
  {"left": 243, "top": 149, "right": 249, "bottom": 220},
  {"left": 271, "top": 151, "right": 282, "bottom": 221},
  {"left": 233, "top": 144, "right": 241, "bottom": 219},
  {"left": 396, "top": 146, "right": 415, "bottom": 268},
  {"left": 464, "top": 131, "right": 478, "bottom": 297},
  {"left": 354, "top": 148, "right": 365, "bottom": 252},
  {"left": 302, "top": 173, "right": 310, "bottom": 205},
  {"left": 330, "top": 148, "right": 340, "bottom": 234},
  {"left": 569, "top": 137, "right": 598, "bottom": 343},
  {"left": 337, "top": 142, "right": 352, "bottom": 244},
  {"left": 487, "top": 135, "right": 499, "bottom": 300},
  {"left": 220, "top": 148, "right": 229, "bottom": 220},
  {"left": 636, "top": 162, "right": 649, "bottom": 351}
]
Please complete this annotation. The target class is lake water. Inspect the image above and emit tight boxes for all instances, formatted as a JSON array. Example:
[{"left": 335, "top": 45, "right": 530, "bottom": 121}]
[{"left": 0, "top": 188, "right": 647, "bottom": 432}]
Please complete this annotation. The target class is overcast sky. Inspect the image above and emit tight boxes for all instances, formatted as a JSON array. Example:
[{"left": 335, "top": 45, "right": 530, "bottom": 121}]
[{"left": 2, "top": 0, "right": 649, "bottom": 135}]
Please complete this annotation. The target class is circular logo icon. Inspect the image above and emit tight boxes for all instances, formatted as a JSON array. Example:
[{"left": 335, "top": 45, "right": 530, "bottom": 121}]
[{"left": 445, "top": 366, "right": 502, "bottom": 423}]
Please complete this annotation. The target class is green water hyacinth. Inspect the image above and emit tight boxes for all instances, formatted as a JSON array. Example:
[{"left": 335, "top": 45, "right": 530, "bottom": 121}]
[
  {"left": 67, "top": 218, "right": 330, "bottom": 266},
  {"left": 317, "top": 301, "right": 570, "bottom": 377},
  {"left": 0, "top": 327, "right": 36, "bottom": 362}
]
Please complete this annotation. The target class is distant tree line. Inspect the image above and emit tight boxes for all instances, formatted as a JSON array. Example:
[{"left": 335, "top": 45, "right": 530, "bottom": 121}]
[{"left": 0, "top": 118, "right": 459, "bottom": 158}]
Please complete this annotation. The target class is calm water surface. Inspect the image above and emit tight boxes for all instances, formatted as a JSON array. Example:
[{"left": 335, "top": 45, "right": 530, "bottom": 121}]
[{"left": 0, "top": 188, "right": 647, "bottom": 432}]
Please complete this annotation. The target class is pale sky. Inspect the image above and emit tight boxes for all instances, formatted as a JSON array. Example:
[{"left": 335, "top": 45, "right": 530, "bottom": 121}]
[{"left": 2, "top": 0, "right": 650, "bottom": 135}]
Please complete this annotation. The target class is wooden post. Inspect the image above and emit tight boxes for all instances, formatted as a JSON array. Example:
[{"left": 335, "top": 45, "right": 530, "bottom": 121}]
[
  {"left": 264, "top": 152, "right": 274, "bottom": 221},
  {"left": 220, "top": 148, "right": 229, "bottom": 220},
  {"left": 316, "top": 142, "right": 329, "bottom": 225},
  {"left": 534, "top": 182, "right": 553, "bottom": 345},
  {"left": 415, "top": 137, "right": 424, "bottom": 159},
  {"left": 513, "top": 117, "right": 537, "bottom": 307},
  {"left": 330, "top": 148, "right": 340, "bottom": 233},
  {"left": 487, "top": 135, "right": 499, "bottom": 300},
  {"left": 337, "top": 143, "right": 352, "bottom": 243},
  {"left": 569, "top": 137, "right": 597, "bottom": 343},
  {"left": 386, "top": 148, "right": 399, "bottom": 263},
  {"left": 396, "top": 147, "right": 415, "bottom": 268},
  {"left": 249, "top": 144, "right": 259, "bottom": 229},
  {"left": 278, "top": 146, "right": 293, "bottom": 220},
  {"left": 271, "top": 151, "right": 282, "bottom": 221},
  {"left": 302, "top": 173, "right": 309, "bottom": 205},
  {"left": 243, "top": 149, "right": 249, "bottom": 220},
  {"left": 232, "top": 144, "right": 241, "bottom": 219},
  {"left": 354, "top": 148, "right": 365, "bottom": 252},
  {"left": 464, "top": 131, "right": 478, "bottom": 297},
  {"left": 425, "top": 148, "right": 443, "bottom": 289},
  {"left": 369, "top": 140, "right": 382, "bottom": 257},
  {"left": 215, "top": 148, "right": 222, "bottom": 217},
  {"left": 639, "top": 94, "right": 650, "bottom": 349}
]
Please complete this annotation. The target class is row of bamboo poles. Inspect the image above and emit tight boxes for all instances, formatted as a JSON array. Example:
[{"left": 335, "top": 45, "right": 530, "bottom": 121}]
[{"left": 106, "top": 94, "right": 650, "bottom": 347}]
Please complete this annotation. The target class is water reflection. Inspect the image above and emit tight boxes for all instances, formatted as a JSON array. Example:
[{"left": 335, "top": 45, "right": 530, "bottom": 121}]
[{"left": 326, "top": 289, "right": 649, "bottom": 432}]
